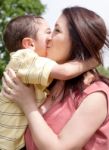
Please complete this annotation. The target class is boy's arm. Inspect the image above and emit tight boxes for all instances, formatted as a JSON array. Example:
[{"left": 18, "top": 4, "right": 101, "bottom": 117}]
[
  {"left": 7, "top": 50, "right": 44, "bottom": 85},
  {"left": 50, "top": 58, "right": 99, "bottom": 80},
  {"left": 10, "top": 50, "right": 98, "bottom": 85},
  {"left": 14, "top": 50, "right": 57, "bottom": 86}
]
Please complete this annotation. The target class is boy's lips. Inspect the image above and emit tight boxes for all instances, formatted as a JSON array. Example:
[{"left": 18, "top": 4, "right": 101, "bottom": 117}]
[
  {"left": 46, "top": 42, "right": 52, "bottom": 48},
  {"left": 46, "top": 45, "right": 50, "bottom": 48},
  {"left": 46, "top": 41, "right": 53, "bottom": 49}
]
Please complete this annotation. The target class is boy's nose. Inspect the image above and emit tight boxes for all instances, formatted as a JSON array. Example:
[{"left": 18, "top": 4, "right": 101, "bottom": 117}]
[
  {"left": 48, "top": 34, "right": 52, "bottom": 40},
  {"left": 46, "top": 39, "right": 53, "bottom": 48}
]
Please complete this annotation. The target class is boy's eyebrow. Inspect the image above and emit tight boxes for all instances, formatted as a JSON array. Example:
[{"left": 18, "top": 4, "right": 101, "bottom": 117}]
[{"left": 47, "top": 27, "right": 51, "bottom": 30}]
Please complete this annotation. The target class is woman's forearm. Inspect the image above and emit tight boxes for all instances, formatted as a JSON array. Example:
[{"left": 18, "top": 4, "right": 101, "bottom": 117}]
[{"left": 25, "top": 105, "right": 63, "bottom": 150}]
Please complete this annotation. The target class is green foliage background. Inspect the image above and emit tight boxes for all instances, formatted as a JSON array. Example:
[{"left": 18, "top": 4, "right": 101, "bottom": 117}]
[
  {"left": 0, "top": 0, "right": 46, "bottom": 82},
  {"left": 97, "top": 66, "right": 109, "bottom": 77}
]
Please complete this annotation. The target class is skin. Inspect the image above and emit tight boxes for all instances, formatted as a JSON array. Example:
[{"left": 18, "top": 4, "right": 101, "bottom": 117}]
[
  {"left": 26, "top": 17, "right": 97, "bottom": 81},
  {"left": 2, "top": 70, "right": 107, "bottom": 150},
  {"left": 47, "top": 15, "right": 72, "bottom": 63},
  {"left": 22, "top": 18, "right": 52, "bottom": 57},
  {"left": 2, "top": 14, "right": 107, "bottom": 150},
  {"left": 34, "top": 18, "right": 52, "bottom": 57}
]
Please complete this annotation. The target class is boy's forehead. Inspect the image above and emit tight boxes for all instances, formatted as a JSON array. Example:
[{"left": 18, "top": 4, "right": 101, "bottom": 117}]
[
  {"left": 34, "top": 18, "right": 51, "bottom": 32},
  {"left": 37, "top": 19, "right": 49, "bottom": 28},
  {"left": 35, "top": 18, "right": 46, "bottom": 24}
]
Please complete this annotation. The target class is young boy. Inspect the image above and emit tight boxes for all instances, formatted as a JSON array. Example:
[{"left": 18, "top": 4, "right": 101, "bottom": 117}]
[{"left": 0, "top": 15, "right": 96, "bottom": 150}]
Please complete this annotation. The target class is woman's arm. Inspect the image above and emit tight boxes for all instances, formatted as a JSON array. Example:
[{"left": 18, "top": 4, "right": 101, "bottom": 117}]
[{"left": 2, "top": 69, "right": 107, "bottom": 150}]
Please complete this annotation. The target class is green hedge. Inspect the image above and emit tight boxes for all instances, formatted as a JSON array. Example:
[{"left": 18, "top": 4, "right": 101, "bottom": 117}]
[{"left": 97, "top": 66, "right": 109, "bottom": 77}]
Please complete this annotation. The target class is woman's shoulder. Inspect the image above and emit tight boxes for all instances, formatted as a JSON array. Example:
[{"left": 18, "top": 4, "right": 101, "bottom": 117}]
[
  {"left": 83, "top": 81, "right": 109, "bottom": 114},
  {"left": 84, "top": 80, "right": 109, "bottom": 96},
  {"left": 74, "top": 80, "right": 109, "bottom": 110}
]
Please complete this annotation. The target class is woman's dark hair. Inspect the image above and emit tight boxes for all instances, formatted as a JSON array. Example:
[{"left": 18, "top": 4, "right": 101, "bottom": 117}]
[
  {"left": 3, "top": 15, "right": 43, "bottom": 52},
  {"left": 62, "top": 6, "right": 109, "bottom": 99}
]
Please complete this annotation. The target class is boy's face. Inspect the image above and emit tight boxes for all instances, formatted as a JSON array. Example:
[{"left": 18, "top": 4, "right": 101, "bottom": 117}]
[{"left": 34, "top": 19, "right": 51, "bottom": 57}]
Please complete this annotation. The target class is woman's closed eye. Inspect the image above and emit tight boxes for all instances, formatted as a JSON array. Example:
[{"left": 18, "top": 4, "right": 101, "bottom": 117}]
[
  {"left": 54, "top": 28, "right": 60, "bottom": 33},
  {"left": 53, "top": 26, "right": 61, "bottom": 33}
]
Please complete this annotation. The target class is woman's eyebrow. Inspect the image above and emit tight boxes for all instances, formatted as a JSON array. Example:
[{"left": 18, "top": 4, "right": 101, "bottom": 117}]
[
  {"left": 55, "top": 24, "right": 59, "bottom": 27},
  {"left": 47, "top": 28, "right": 51, "bottom": 31},
  {"left": 54, "top": 24, "right": 60, "bottom": 29}
]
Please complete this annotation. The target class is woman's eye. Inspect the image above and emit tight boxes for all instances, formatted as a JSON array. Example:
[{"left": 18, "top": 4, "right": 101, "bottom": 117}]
[{"left": 54, "top": 28, "right": 60, "bottom": 32}]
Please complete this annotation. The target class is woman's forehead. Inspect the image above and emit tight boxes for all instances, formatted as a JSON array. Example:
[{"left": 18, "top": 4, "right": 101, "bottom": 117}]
[{"left": 55, "top": 15, "right": 67, "bottom": 27}]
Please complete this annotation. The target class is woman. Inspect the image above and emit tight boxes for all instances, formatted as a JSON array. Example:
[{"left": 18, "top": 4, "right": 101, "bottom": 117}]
[{"left": 2, "top": 6, "right": 109, "bottom": 150}]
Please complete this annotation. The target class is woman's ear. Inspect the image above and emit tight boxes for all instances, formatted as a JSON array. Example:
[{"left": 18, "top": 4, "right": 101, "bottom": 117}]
[{"left": 22, "top": 38, "right": 35, "bottom": 49}]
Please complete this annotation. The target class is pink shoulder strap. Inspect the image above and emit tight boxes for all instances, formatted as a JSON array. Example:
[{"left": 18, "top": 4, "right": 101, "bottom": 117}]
[{"left": 79, "top": 81, "right": 109, "bottom": 115}]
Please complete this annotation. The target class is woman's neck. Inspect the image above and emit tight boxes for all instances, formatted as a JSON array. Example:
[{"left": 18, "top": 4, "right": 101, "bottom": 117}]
[{"left": 39, "top": 81, "right": 65, "bottom": 114}]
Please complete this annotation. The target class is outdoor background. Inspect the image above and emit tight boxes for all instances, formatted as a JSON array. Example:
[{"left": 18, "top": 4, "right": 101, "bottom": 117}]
[{"left": 0, "top": 0, "right": 109, "bottom": 89}]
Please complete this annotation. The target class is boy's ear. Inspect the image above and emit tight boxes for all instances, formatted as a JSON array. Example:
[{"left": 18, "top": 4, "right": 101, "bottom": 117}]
[{"left": 22, "top": 37, "right": 35, "bottom": 49}]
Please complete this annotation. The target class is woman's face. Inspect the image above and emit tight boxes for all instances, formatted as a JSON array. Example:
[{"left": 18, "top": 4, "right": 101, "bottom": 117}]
[{"left": 46, "top": 14, "right": 72, "bottom": 63}]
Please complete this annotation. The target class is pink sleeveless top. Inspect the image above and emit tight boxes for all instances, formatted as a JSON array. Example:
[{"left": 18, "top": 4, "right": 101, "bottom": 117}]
[{"left": 25, "top": 81, "right": 109, "bottom": 150}]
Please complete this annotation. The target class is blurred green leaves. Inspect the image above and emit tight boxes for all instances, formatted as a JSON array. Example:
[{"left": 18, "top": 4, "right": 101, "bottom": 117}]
[
  {"left": 0, "top": 0, "right": 46, "bottom": 81},
  {"left": 97, "top": 65, "right": 109, "bottom": 77}
]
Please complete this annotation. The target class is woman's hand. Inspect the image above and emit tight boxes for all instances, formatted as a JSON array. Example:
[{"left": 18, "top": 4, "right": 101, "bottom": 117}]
[{"left": 2, "top": 68, "right": 37, "bottom": 114}]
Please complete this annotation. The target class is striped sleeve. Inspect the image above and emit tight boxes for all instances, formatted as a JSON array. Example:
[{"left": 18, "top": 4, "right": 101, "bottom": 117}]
[{"left": 7, "top": 49, "right": 56, "bottom": 86}]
